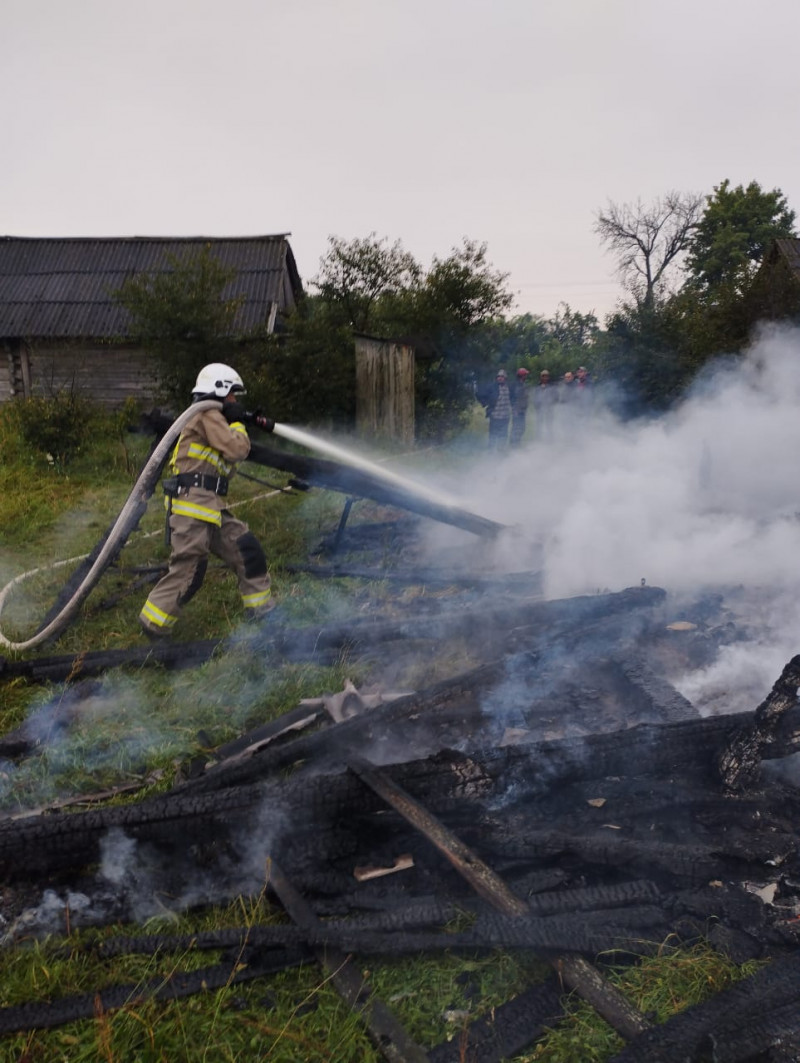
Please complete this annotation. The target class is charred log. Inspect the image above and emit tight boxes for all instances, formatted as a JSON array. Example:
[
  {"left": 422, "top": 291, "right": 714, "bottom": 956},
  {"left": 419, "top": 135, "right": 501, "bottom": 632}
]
[
  {"left": 427, "top": 976, "right": 564, "bottom": 1063},
  {"left": 3, "top": 704, "right": 800, "bottom": 886},
  {"left": 0, "top": 638, "right": 223, "bottom": 685},
  {"left": 347, "top": 755, "right": 652, "bottom": 1039},
  {"left": 0, "top": 947, "right": 307, "bottom": 1036},
  {"left": 269, "top": 861, "right": 431, "bottom": 1063},
  {"left": 608, "top": 951, "right": 800, "bottom": 1063},
  {"left": 717, "top": 654, "right": 800, "bottom": 792}
]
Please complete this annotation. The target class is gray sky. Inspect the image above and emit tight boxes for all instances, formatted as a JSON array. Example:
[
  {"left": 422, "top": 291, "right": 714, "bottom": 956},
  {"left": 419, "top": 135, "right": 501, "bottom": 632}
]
[{"left": 5, "top": 0, "right": 800, "bottom": 321}]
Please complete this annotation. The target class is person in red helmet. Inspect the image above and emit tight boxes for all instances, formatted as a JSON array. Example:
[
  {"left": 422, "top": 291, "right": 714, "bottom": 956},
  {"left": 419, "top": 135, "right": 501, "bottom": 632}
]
[{"left": 510, "top": 368, "right": 530, "bottom": 446}]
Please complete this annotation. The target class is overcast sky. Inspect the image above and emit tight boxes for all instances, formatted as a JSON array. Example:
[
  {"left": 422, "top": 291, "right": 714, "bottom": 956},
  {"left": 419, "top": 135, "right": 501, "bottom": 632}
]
[{"left": 5, "top": 0, "right": 799, "bottom": 322}]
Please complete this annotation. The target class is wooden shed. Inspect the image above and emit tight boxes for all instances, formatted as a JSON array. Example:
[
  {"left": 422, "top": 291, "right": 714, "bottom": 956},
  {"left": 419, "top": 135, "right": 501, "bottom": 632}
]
[
  {"left": 354, "top": 335, "right": 415, "bottom": 445},
  {"left": 0, "top": 235, "right": 303, "bottom": 407}
]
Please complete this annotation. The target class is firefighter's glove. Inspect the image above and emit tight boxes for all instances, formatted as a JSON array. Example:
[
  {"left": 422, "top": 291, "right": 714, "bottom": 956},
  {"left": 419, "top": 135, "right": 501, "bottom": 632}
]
[
  {"left": 223, "top": 401, "right": 248, "bottom": 425},
  {"left": 250, "top": 408, "right": 275, "bottom": 432}
]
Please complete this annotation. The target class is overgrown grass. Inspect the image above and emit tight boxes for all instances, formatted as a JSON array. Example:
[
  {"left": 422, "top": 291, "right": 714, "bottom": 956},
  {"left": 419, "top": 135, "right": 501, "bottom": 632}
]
[{"left": 0, "top": 407, "right": 772, "bottom": 1061}]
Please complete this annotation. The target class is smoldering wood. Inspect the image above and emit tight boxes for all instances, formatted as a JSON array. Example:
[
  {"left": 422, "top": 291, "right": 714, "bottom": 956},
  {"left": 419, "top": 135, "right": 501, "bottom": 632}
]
[
  {"left": 347, "top": 755, "right": 652, "bottom": 1040},
  {"left": 1, "top": 708, "right": 799, "bottom": 1054},
  {"left": 0, "top": 582, "right": 664, "bottom": 694},
  {"left": 177, "top": 662, "right": 706, "bottom": 800},
  {"left": 2, "top": 701, "right": 799, "bottom": 901},
  {"left": 717, "top": 653, "right": 800, "bottom": 792},
  {"left": 347, "top": 754, "right": 529, "bottom": 917},
  {"left": 4, "top": 578, "right": 800, "bottom": 1056},
  {"left": 247, "top": 438, "right": 509, "bottom": 539}
]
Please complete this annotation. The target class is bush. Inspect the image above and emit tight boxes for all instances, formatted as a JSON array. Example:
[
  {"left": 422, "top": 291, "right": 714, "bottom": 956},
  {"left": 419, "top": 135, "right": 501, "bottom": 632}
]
[{"left": 13, "top": 391, "right": 97, "bottom": 469}]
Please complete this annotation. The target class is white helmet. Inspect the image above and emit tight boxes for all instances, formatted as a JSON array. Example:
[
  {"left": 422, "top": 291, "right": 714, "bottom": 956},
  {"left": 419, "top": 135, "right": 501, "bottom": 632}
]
[{"left": 192, "top": 363, "right": 245, "bottom": 399}]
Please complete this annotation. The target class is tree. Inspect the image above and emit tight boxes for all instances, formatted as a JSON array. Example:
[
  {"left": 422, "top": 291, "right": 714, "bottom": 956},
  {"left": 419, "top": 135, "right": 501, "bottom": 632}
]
[
  {"left": 275, "top": 236, "right": 514, "bottom": 437},
  {"left": 685, "top": 179, "right": 797, "bottom": 292},
  {"left": 545, "top": 303, "right": 599, "bottom": 350},
  {"left": 480, "top": 313, "right": 548, "bottom": 370},
  {"left": 114, "top": 246, "right": 244, "bottom": 409},
  {"left": 311, "top": 234, "right": 421, "bottom": 333},
  {"left": 595, "top": 191, "right": 705, "bottom": 309},
  {"left": 253, "top": 296, "right": 358, "bottom": 427},
  {"left": 593, "top": 302, "right": 691, "bottom": 415},
  {"left": 395, "top": 240, "right": 514, "bottom": 437}
]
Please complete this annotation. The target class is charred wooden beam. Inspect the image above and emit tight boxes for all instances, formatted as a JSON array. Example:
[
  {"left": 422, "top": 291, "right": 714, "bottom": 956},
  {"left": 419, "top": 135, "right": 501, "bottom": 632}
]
[
  {"left": 608, "top": 951, "right": 800, "bottom": 1063},
  {"left": 3, "top": 699, "right": 800, "bottom": 886},
  {"left": 247, "top": 441, "right": 507, "bottom": 539},
  {"left": 347, "top": 755, "right": 652, "bottom": 1042},
  {"left": 0, "top": 947, "right": 307, "bottom": 1036},
  {"left": 348, "top": 756, "right": 528, "bottom": 915},
  {"left": 0, "top": 639, "right": 223, "bottom": 685},
  {"left": 717, "top": 654, "right": 800, "bottom": 791},
  {"left": 427, "top": 977, "right": 564, "bottom": 1063},
  {"left": 269, "top": 860, "right": 431, "bottom": 1063}
]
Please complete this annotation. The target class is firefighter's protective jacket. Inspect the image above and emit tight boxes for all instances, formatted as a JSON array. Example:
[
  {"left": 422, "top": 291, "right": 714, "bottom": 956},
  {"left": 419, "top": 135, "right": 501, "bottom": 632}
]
[{"left": 167, "top": 406, "right": 250, "bottom": 525}]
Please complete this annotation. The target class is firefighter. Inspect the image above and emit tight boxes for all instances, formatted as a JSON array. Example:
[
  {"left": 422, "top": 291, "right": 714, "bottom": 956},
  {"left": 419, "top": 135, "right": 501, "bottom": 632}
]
[{"left": 139, "top": 363, "right": 275, "bottom": 639}]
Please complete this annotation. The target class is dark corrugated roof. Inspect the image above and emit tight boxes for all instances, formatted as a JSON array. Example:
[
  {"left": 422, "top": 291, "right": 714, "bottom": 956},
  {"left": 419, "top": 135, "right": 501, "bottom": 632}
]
[{"left": 0, "top": 236, "right": 303, "bottom": 339}]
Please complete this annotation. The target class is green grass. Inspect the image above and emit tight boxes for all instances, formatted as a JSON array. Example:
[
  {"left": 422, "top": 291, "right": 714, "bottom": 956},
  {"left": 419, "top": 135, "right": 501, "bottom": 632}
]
[{"left": 0, "top": 410, "right": 771, "bottom": 1062}]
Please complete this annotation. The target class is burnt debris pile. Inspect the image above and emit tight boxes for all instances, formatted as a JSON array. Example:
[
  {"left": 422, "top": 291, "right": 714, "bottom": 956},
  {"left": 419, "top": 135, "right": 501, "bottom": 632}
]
[{"left": 0, "top": 574, "right": 799, "bottom": 1058}]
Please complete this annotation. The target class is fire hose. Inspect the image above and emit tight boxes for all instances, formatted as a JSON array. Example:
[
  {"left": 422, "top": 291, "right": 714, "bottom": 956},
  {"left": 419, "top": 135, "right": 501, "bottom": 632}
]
[
  {"left": 0, "top": 400, "right": 224, "bottom": 653},
  {"left": 0, "top": 406, "right": 506, "bottom": 654}
]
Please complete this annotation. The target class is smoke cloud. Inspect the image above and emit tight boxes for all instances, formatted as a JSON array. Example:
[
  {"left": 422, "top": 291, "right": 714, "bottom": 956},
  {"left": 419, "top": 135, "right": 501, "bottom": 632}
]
[{"left": 414, "top": 324, "right": 800, "bottom": 718}]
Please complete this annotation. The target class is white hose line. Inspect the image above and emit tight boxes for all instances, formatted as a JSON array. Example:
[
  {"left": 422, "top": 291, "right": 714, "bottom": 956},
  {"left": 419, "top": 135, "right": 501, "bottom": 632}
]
[{"left": 0, "top": 400, "right": 222, "bottom": 653}]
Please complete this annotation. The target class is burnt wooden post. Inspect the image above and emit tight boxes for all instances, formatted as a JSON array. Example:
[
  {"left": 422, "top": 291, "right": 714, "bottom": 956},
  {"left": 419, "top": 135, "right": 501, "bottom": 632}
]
[
  {"left": 717, "top": 654, "right": 800, "bottom": 791},
  {"left": 355, "top": 336, "right": 415, "bottom": 445}
]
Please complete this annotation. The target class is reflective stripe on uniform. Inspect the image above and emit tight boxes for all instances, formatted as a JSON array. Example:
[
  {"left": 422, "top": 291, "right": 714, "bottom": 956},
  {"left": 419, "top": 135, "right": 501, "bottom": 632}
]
[
  {"left": 242, "top": 589, "right": 272, "bottom": 609},
  {"left": 229, "top": 422, "right": 247, "bottom": 437},
  {"left": 170, "top": 498, "right": 223, "bottom": 525},
  {"left": 185, "top": 442, "right": 233, "bottom": 475},
  {"left": 140, "top": 600, "right": 179, "bottom": 628}
]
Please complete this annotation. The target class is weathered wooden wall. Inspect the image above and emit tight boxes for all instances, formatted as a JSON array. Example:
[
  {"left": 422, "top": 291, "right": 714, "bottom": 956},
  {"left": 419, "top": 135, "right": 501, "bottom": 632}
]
[
  {"left": 0, "top": 341, "right": 158, "bottom": 408},
  {"left": 354, "top": 337, "right": 415, "bottom": 445}
]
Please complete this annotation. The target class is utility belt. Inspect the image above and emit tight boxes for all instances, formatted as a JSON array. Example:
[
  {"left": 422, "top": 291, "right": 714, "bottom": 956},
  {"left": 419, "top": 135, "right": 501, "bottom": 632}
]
[
  {"left": 163, "top": 473, "right": 229, "bottom": 498},
  {"left": 162, "top": 473, "right": 229, "bottom": 546}
]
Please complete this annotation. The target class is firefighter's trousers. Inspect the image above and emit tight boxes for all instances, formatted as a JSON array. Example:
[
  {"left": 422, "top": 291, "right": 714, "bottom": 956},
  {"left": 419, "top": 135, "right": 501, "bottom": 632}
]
[{"left": 139, "top": 511, "right": 271, "bottom": 635}]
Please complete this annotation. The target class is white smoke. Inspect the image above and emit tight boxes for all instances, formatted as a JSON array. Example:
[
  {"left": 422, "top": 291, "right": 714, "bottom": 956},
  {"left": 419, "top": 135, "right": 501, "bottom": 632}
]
[{"left": 412, "top": 323, "right": 800, "bottom": 718}]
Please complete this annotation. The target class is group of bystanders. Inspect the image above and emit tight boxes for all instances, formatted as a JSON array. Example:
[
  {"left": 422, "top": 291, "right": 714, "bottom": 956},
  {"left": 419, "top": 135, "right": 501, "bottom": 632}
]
[{"left": 478, "top": 365, "right": 592, "bottom": 448}]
